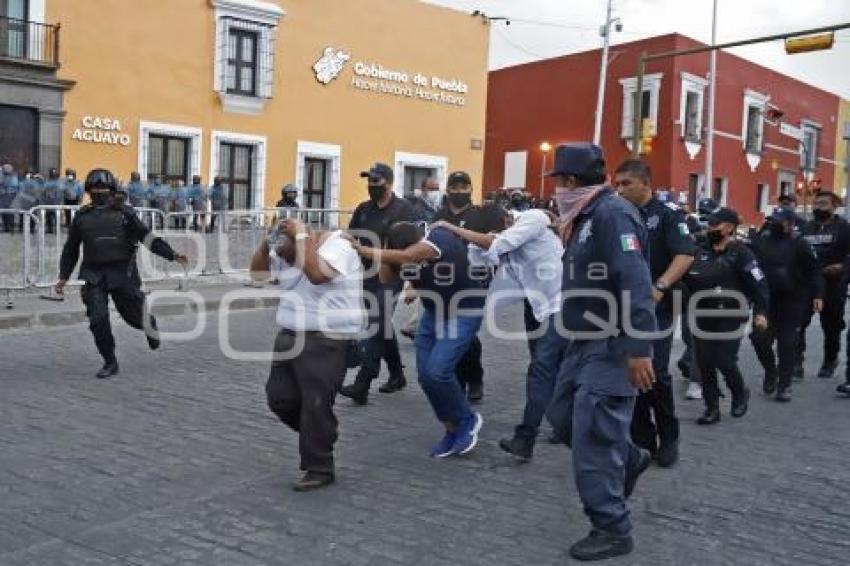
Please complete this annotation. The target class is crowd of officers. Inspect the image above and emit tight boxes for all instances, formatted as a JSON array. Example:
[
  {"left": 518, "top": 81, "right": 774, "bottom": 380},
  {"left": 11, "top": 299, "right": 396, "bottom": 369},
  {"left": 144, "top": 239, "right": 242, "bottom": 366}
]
[
  {"left": 49, "top": 144, "right": 850, "bottom": 563},
  {"left": 0, "top": 163, "right": 260, "bottom": 233}
]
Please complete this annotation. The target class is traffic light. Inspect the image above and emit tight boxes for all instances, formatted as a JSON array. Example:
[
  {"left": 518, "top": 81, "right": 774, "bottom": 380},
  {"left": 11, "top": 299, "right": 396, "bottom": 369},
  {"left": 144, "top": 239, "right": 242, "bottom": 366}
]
[
  {"left": 785, "top": 33, "right": 834, "bottom": 55},
  {"left": 639, "top": 117, "right": 653, "bottom": 156}
]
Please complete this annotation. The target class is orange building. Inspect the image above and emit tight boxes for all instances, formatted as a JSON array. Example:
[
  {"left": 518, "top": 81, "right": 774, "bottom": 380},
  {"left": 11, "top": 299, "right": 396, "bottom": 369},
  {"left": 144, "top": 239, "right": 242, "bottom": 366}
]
[{"left": 1, "top": 0, "right": 489, "bottom": 209}]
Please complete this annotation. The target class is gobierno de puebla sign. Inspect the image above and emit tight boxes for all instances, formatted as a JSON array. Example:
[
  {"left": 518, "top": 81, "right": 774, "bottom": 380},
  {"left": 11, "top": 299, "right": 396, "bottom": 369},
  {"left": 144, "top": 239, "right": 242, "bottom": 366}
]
[{"left": 313, "top": 47, "right": 469, "bottom": 107}]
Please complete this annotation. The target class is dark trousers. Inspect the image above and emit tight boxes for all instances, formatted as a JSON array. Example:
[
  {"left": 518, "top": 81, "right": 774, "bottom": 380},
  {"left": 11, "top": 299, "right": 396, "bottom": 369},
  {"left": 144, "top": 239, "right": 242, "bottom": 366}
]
[
  {"left": 1, "top": 212, "right": 16, "bottom": 232},
  {"left": 517, "top": 300, "right": 566, "bottom": 436},
  {"left": 679, "top": 306, "right": 702, "bottom": 383},
  {"left": 455, "top": 335, "right": 483, "bottom": 389},
  {"left": 694, "top": 329, "right": 746, "bottom": 410},
  {"left": 266, "top": 329, "right": 348, "bottom": 474},
  {"left": 631, "top": 306, "right": 679, "bottom": 453},
  {"left": 547, "top": 341, "right": 640, "bottom": 537},
  {"left": 752, "top": 299, "right": 805, "bottom": 389},
  {"left": 799, "top": 278, "right": 846, "bottom": 366},
  {"left": 64, "top": 198, "right": 79, "bottom": 225},
  {"left": 45, "top": 210, "right": 58, "bottom": 233},
  {"left": 81, "top": 282, "right": 154, "bottom": 362},
  {"left": 358, "top": 278, "right": 404, "bottom": 381}
]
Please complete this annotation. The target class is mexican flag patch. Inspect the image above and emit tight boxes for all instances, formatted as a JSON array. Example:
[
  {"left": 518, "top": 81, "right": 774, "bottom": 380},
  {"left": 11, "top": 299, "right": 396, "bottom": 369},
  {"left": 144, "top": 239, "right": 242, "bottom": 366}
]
[
  {"left": 621, "top": 233, "right": 641, "bottom": 252},
  {"left": 678, "top": 222, "right": 690, "bottom": 236}
]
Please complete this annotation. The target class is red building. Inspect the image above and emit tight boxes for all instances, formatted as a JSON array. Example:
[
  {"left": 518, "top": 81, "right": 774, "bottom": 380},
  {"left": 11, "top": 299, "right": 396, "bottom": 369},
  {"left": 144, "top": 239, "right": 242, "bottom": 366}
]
[{"left": 484, "top": 34, "right": 842, "bottom": 224}]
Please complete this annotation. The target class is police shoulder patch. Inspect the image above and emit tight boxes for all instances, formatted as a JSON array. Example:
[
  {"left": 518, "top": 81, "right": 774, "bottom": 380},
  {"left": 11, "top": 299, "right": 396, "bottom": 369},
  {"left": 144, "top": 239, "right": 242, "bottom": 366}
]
[
  {"left": 620, "top": 233, "right": 641, "bottom": 252},
  {"left": 677, "top": 222, "right": 690, "bottom": 236}
]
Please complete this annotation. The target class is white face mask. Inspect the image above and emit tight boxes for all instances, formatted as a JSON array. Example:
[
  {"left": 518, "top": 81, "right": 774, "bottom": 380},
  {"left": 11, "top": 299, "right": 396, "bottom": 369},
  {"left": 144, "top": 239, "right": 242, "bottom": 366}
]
[
  {"left": 413, "top": 188, "right": 423, "bottom": 198},
  {"left": 423, "top": 190, "right": 442, "bottom": 208}
]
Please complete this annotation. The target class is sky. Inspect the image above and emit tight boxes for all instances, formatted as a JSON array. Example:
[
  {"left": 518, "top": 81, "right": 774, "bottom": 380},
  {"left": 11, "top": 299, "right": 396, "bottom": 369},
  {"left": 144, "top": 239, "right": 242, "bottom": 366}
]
[{"left": 423, "top": 0, "right": 850, "bottom": 99}]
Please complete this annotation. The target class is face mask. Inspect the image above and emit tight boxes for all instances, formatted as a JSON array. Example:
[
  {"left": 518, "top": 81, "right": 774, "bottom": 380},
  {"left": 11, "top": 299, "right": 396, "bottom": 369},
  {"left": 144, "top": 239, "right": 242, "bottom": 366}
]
[
  {"left": 368, "top": 184, "right": 387, "bottom": 203},
  {"left": 448, "top": 192, "right": 471, "bottom": 209},
  {"left": 424, "top": 191, "right": 442, "bottom": 208},
  {"left": 813, "top": 209, "right": 832, "bottom": 222},
  {"left": 706, "top": 229, "right": 725, "bottom": 245},
  {"left": 91, "top": 191, "right": 111, "bottom": 206},
  {"left": 767, "top": 221, "right": 789, "bottom": 238},
  {"left": 413, "top": 188, "right": 423, "bottom": 198}
]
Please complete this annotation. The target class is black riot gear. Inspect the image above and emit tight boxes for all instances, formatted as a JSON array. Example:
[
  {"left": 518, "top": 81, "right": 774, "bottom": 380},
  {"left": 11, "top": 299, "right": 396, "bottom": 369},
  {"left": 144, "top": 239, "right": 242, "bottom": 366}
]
[{"left": 84, "top": 168, "right": 118, "bottom": 192}]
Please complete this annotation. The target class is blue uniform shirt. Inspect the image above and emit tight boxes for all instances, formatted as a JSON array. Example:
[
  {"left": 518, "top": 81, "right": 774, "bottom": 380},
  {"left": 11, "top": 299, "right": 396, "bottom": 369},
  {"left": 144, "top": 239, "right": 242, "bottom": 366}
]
[
  {"left": 403, "top": 226, "right": 491, "bottom": 319},
  {"left": 561, "top": 188, "right": 657, "bottom": 361},
  {"left": 640, "top": 196, "right": 696, "bottom": 281},
  {"left": 209, "top": 183, "right": 228, "bottom": 210},
  {"left": 127, "top": 182, "right": 148, "bottom": 206}
]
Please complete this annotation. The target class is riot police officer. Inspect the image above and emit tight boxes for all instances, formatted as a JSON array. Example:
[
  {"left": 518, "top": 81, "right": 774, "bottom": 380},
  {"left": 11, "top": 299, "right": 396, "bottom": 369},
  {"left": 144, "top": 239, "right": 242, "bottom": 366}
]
[
  {"left": 684, "top": 207, "right": 770, "bottom": 425},
  {"left": 186, "top": 175, "right": 208, "bottom": 231},
  {"left": 750, "top": 207, "right": 823, "bottom": 402},
  {"left": 42, "top": 168, "right": 64, "bottom": 233},
  {"left": 55, "top": 169, "right": 188, "bottom": 378},
  {"left": 276, "top": 184, "right": 300, "bottom": 209},
  {"left": 615, "top": 159, "right": 695, "bottom": 468},
  {"left": 545, "top": 143, "right": 657, "bottom": 561},
  {"left": 208, "top": 177, "right": 229, "bottom": 232},
  {"left": 62, "top": 168, "right": 83, "bottom": 226},
  {"left": 126, "top": 171, "right": 149, "bottom": 209},
  {"left": 799, "top": 191, "right": 850, "bottom": 380}
]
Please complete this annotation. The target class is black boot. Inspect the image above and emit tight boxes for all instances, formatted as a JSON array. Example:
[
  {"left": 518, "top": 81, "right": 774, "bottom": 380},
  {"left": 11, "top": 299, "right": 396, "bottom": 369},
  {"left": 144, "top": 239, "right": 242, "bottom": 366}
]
[
  {"left": 569, "top": 530, "right": 634, "bottom": 561},
  {"left": 340, "top": 373, "right": 372, "bottom": 405},
  {"left": 763, "top": 372, "right": 777, "bottom": 395},
  {"left": 624, "top": 448, "right": 652, "bottom": 499},
  {"left": 96, "top": 358, "right": 119, "bottom": 379},
  {"left": 730, "top": 387, "right": 750, "bottom": 418},
  {"left": 466, "top": 382, "right": 484, "bottom": 404},
  {"left": 498, "top": 427, "right": 535, "bottom": 461},
  {"left": 817, "top": 360, "right": 838, "bottom": 379},
  {"left": 697, "top": 407, "right": 720, "bottom": 425},
  {"left": 836, "top": 381, "right": 850, "bottom": 395},
  {"left": 775, "top": 386, "right": 792, "bottom": 402},
  {"left": 793, "top": 364, "right": 805, "bottom": 381},
  {"left": 378, "top": 373, "right": 407, "bottom": 393},
  {"left": 146, "top": 316, "right": 161, "bottom": 350}
]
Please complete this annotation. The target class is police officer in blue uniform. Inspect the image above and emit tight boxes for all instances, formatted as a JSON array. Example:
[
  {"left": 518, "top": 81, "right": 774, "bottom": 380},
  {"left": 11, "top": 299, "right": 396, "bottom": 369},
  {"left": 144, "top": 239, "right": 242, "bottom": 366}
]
[
  {"left": 0, "top": 164, "right": 20, "bottom": 232},
  {"left": 42, "top": 168, "right": 64, "bottom": 233},
  {"left": 55, "top": 169, "right": 188, "bottom": 378},
  {"left": 545, "top": 143, "right": 656, "bottom": 561},
  {"left": 126, "top": 172, "right": 149, "bottom": 209},
  {"left": 62, "top": 168, "right": 83, "bottom": 227},
  {"left": 684, "top": 207, "right": 770, "bottom": 424},
  {"left": 614, "top": 160, "right": 695, "bottom": 468},
  {"left": 749, "top": 206, "right": 823, "bottom": 402}
]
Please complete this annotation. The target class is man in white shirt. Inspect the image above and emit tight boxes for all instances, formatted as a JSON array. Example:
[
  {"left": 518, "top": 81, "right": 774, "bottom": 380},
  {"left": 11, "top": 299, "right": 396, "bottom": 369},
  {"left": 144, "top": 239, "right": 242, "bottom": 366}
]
[
  {"left": 433, "top": 208, "right": 566, "bottom": 460},
  {"left": 250, "top": 218, "right": 364, "bottom": 491}
]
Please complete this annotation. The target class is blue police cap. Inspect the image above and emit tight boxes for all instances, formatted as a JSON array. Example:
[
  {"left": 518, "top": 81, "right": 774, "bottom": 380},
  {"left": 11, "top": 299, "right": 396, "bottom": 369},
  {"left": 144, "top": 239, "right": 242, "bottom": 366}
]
[
  {"left": 546, "top": 142, "right": 606, "bottom": 178},
  {"left": 769, "top": 206, "right": 797, "bottom": 224},
  {"left": 360, "top": 162, "right": 394, "bottom": 184}
]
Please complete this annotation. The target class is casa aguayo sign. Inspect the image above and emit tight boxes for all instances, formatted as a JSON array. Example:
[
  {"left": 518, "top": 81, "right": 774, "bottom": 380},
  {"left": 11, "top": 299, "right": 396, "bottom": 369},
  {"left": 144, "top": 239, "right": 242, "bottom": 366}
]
[
  {"left": 71, "top": 116, "right": 131, "bottom": 146},
  {"left": 312, "top": 47, "right": 468, "bottom": 107}
]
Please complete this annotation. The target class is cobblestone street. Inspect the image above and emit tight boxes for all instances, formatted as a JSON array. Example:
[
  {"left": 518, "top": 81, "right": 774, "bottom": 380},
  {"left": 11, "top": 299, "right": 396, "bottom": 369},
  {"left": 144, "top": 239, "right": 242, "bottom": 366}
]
[{"left": 2, "top": 301, "right": 850, "bottom": 565}]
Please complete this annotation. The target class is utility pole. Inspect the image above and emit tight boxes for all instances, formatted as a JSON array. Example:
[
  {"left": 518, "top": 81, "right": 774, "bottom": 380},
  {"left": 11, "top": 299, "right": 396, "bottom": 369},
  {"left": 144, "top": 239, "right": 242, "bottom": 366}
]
[
  {"left": 592, "top": 0, "right": 617, "bottom": 145},
  {"left": 843, "top": 122, "right": 850, "bottom": 220},
  {"left": 703, "top": 0, "right": 718, "bottom": 201}
]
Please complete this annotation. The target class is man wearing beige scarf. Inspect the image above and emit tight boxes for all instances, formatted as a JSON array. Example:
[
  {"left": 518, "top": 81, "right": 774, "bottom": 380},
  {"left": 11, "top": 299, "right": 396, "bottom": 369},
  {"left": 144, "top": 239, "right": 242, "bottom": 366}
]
[{"left": 544, "top": 143, "right": 657, "bottom": 562}]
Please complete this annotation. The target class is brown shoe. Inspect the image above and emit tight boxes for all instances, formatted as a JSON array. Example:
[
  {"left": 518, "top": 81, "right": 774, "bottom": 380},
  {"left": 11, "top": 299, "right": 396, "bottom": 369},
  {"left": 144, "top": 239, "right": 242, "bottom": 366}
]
[{"left": 292, "top": 471, "right": 335, "bottom": 492}]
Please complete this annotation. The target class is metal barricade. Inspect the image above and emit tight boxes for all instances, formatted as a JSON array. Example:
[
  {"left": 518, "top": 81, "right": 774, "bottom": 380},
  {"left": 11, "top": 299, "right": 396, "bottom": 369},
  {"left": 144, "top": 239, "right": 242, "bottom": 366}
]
[
  {"left": 0, "top": 209, "right": 34, "bottom": 290},
  {"left": 2, "top": 206, "right": 353, "bottom": 291}
]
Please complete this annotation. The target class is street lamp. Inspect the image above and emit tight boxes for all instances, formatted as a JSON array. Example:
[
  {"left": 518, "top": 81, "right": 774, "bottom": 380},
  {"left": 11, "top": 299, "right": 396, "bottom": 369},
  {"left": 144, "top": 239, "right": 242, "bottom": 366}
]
[
  {"left": 539, "top": 141, "right": 552, "bottom": 199},
  {"left": 592, "top": 0, "right": 623, "bottom": 145}
]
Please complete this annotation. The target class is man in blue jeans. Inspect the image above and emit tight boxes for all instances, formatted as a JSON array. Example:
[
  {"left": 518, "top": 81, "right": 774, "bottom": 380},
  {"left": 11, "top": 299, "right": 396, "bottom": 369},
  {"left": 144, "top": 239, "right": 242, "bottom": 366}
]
[
  {"left": 432, "top": 207, "right": 566, "bottom": 460},
  {"left": 352, "top": 205, "right": 504, "bottom": 457}
]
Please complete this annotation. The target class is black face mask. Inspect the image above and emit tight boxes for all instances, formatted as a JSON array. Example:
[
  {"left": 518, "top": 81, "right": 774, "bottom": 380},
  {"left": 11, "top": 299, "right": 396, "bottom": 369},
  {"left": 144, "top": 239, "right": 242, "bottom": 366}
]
[
  {"left": 448, "top": 192, "right": 471, "bottom": 209},
  {"left": 91, "top": 191, "right": 112, "bottom": 206},
  {"left": 706, "top": 229, "right": 725, "bottom": 245},
  {"left": 284, "top": 195, "right": 296, "bottom": 203},
  {"left": 767, "top": 222, "right": 789, "bottom": 238},
  {"left": 368, "top": 184, "right": 387, "bottom": 204},
  {"left": 813, "top": 209, "right": 832, "bottom": 222}
]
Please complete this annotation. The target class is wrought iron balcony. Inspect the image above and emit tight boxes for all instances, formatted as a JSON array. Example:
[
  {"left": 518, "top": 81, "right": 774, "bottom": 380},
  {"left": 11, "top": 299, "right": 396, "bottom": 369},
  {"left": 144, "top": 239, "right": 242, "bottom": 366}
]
[{"left": 0, "top": 16, "right": 60, "bottom": 68}]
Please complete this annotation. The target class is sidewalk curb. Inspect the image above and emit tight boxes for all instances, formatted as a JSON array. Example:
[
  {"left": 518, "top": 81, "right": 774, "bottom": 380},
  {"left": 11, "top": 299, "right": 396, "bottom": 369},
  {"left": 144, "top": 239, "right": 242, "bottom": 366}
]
[{"left": 0, "top": 295, "right": 279, "bottom": 331}]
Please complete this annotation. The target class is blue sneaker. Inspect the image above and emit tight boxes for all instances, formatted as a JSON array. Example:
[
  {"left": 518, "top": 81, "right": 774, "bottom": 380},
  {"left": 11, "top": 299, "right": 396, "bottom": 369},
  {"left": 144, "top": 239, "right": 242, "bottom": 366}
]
[
  {"left": 430, "top": 431, "right": 456, "bottom": 458},
  {"left": 452, "top": 413, "right": 483, "bottom": 455}
]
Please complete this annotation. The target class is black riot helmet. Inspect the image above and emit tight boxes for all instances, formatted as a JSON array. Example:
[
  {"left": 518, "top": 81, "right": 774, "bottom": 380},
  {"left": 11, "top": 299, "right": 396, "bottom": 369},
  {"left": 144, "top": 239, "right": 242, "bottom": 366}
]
[
  {"left": 48, "top": 168, "right": 59, "bottom": 179},
  {"left": 84, "top": 168, "right": 118, "bottom": 192}
]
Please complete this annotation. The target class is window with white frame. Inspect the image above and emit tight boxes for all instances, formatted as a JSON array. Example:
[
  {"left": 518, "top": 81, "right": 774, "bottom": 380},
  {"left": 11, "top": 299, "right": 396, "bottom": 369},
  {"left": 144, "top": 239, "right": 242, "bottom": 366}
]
[
  {"left": 620, "top": 73, "right": 663, "bottom": 139},
  {"left": 212, "top": 0, "right": 284, "bottom": 115},
  {"left": 209, "top": 131, "right": 267, "bottom": 210},
  {"left": 138, "top": 121, "right": 202, "bottom": 184},
  {"left": 680, "top": 72, "right": 708, "bottom": 142},
  {"left": 393, "top": 152, "right": 448, "bottom": 198},
  {"left": 742, "top": 89, "right": 768, "bottom": 154},
  {"left": 801, "top": 121, "right": 821, "bottom": 171}
]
